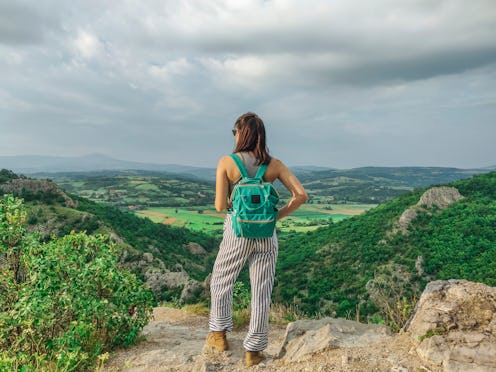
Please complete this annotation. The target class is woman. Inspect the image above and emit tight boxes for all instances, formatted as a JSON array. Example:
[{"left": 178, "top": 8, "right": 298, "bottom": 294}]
[{"left": 205, "top": 112, "right": 308, "bottom": 367}]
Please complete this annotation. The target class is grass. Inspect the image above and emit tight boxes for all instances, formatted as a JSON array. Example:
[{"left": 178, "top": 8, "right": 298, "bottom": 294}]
[
  {"left": 176, "top": 302, "right": 307, "bottom": 330},
  {"left": 136, "top": 207, "right": 224, "bottom": 234},
  {"left": 134, "top": 203, "right": 377, "bottom": 235}
]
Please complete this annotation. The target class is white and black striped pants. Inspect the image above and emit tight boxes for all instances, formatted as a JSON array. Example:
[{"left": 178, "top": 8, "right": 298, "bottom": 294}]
[{"left": 209, "top": 213, "right": 278, "bottom": 351}]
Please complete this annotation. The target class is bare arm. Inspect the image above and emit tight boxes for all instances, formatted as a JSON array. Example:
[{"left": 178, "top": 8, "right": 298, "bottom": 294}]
[
  {"left": 275, "top": 161, "right": 308, "bottom": 220},
  {"left": 215, "top": 156, "right": 230, "bottom": 212}
]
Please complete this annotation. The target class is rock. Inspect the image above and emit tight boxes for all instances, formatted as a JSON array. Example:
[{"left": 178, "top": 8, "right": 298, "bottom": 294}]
[
  {"left": 396, "top": 186, "right": 463, "bottom": 235},
  {"left": 0, "top": 178, "right": 77, "bottom": 208},
  {"left": 416, "top": 187, "right": 463, "bottom": 209},
  {"left": 391, "top": 366, "right": 409, "bottom": 372},
  {"left": 405, "top": 279, "right": 496, "bottom": 371},
  {"left": 277, "top": 317, "right": 391, "bottom": 362},
  {"left": 184, "top": 242, "right": 207, "bottom": 255},
  {"left": 143, "top": 252, "right": 154, "bottom": 263},
  {"left": 398, "top": 208, "right": 419, "bottom": 233},
  {"left": 145, "top": 267, "right": 203, "bottom": 302}
]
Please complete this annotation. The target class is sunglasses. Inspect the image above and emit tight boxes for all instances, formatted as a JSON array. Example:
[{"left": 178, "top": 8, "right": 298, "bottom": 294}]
[{"left": 232, "top": 129, "right": 237, "bottom": 136}]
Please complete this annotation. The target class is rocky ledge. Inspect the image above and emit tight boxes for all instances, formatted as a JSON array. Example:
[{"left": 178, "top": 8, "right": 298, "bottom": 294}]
[{"left": 104, "top": 279, "right": 495, "bottom": 372}]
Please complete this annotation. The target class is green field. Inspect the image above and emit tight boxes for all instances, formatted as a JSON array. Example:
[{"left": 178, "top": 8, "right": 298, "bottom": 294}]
[{"left": 135, "top": 203, "right": 377, "bottom": 235}]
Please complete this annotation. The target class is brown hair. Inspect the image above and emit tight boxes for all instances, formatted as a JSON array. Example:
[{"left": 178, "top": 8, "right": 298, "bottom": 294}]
[{"left": 233, "top": 112, "right": 271, "bottom": 165}]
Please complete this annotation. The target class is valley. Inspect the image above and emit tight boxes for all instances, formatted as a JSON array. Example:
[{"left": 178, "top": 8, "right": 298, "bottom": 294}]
[{"left": 38, "top": 165, "right": 487, "bottom": 236}]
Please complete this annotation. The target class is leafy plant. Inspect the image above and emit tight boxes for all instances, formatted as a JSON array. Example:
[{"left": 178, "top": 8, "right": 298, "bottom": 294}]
[
  {"left": 0, "top": 195, "right": 153, "bottom": 371},
  {"left": 233, "top": 281, "right": 251, "bottom": 311}
]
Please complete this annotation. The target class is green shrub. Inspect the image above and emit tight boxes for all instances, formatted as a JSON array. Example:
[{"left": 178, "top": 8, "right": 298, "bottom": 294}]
[{"left": 0, "top": 195, "right": 153, "bottom": 371}]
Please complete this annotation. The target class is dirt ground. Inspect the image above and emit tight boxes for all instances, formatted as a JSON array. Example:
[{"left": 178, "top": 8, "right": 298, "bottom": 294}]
[{"left": 104, "top": 307, "right": 439, "bottom": 372}]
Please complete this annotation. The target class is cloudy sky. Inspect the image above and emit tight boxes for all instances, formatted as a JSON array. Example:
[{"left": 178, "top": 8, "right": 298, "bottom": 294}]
[{"left": 1, "top": 0, "right": 495, "bottom": 169}]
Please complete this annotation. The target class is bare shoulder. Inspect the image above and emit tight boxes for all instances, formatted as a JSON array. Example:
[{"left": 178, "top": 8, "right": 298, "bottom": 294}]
[
  {"left": 217, "top": 155, "right": 235, "bottom": 170},
  {"left": 218, "top": 154, "right": 242, "bottom": 182},
  {"left": 269, "top": 157, "right": 289, "bottom": 172},
  {"left": 218, "top": 155, "right": 233, "bottom": 164},
  {"left": 265, "top": 157, "right": 289, "bottom": 181}
]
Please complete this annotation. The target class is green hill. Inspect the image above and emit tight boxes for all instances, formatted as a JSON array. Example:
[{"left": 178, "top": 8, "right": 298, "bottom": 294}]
[
  {"left": 274, "top": 171, "right": 496, "bottom": 328},
  {"left": 0, "top": 169, "right": 219, "bottom": 304},
  {"left": 3, "top": 168, "right": 495, "bottom": 331}
]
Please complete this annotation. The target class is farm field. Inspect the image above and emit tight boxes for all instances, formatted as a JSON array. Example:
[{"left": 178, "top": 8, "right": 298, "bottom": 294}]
[{"left": 135, "top": 203, "right": 377, "bottom": 235}]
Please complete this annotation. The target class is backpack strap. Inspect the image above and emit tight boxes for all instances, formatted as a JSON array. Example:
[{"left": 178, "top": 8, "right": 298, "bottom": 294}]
[
  {"left": 230, "top": 153, "right": 268, "bottom": 180},
  {"left": 230, "top": 153, "right": 249, "bottom": 179},
  {"left": 254, "top": 164, "right": 268, "bottom": 179}
]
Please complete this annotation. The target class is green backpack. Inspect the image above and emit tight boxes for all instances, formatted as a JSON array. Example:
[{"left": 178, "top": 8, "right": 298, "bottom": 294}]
[{"left": 229, "top": 154, "right": 279, "bottom": 238}]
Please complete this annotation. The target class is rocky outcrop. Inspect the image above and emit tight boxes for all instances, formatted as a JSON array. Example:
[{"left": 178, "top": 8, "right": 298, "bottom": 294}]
[
  {"left": 277, "top": 317, "right": 391, "bottom": 362},
  {"left": 124, "top": 250, "right": 204, "bottom": 302},
  {"left": 0, "top": 178, "right": 77, "bottom": 208},
  {"left": 183, "top": 242, "right": 207, "bottom": 255},
  {"left": 405, "top": 279, "right": 496, "bottom": 371},
  {"left": 417, "top": 187, "right": 464, "bottom": 209},
  {"left": 106, "top": 280, "right": 496, "bottom": 371},
  {"left": 397, "top": 186, "right": 463, "bottom": 234},
  {"left": 145, "top": 267, "right": 203, "bottom": 302}
]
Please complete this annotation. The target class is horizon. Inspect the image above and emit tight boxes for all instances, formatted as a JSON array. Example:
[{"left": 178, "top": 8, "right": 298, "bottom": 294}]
[
  {"left": 1, "top": 1, "right": 495, "bottom": 169},
  {"left": 1, "top": 153, "right": 494, "bottom": 171}
]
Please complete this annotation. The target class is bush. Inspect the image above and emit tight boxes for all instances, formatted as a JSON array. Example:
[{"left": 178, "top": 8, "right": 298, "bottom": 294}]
[{"left": 0, "top": 195, "right": 153, "bottom": 371}]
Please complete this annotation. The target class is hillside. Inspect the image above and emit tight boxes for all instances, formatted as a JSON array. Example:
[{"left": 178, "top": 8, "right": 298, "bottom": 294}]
[
  {"left": 0, "top": 169, "right": 219, "bottom": 304},
  {"left": 274, "top": 171, "right": 496, "bottom": 327},
  {"left": 298, "top": 166, "right": 485, "bottom": 203},
  {"left": 2, "top": 168, "right": 495, "bottom": 329},
  {"left": 22, "top": 166, "right": 490, "bottom": 225}
]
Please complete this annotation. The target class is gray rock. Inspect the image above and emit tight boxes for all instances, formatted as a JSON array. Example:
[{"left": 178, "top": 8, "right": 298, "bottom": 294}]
[
  {"left": 405, "top": 280, "right": 496, "bottom": 372},
  {"left": 416, "top": 187, "right": 463, "bottom": 209},
  {"left": 277, "top": 317, "right": 391, "bottom": 362},
  {"left": 395, "top": 186, "right": 463, "bottom": 235},
  {"left": 143, "top": 252, "right": 154, "bottom": 263},
  {"left": 183, "top": 242, "right": 207, "bottom": 255}
]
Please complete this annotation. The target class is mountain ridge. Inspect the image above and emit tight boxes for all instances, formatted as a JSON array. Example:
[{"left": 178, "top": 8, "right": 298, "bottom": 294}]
[{"left": 2, "top": 153, "right": 493, "bottom": 177}]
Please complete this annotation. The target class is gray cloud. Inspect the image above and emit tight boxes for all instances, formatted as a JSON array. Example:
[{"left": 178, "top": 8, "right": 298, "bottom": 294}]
[
  {"left": 0, "top": 1, "right": 61, "bottom": 45},
  {"left": 0, "top": 0, "right": 495, "bottom": 168}
]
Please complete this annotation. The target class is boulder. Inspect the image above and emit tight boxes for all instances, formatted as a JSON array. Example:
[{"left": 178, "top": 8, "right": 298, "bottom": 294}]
[
  {"left": 416, "top": 187, "right": 463, "bottom": 209},
  {"left": 277, "top": 317, "right": 391, "bottom": 363},
  {"left": 145, "top": 267, "right": 203, "bottom": 302},
  {"left": 184, "top": 242, "right": 207, "bottom": 255},
  {"left": 405, "top": 279, "right": 496, "bottom": 371}
]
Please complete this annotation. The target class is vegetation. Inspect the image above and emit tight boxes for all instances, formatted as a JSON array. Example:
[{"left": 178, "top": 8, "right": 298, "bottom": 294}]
[
  {"left": 2, "top": 167, "right": 494, "bottom": 339},
  {"left": 52, "top": 174, "right": 215, "bottom": 209},
  {"left": 273, "top": 171, "right": 496, "bottom": 329},
  {"left": 0, "top": 195, "right": 153, "bottom": 371},
  {"left": 0, "top": 169, "right": 20, "bottom": 183},
  {"left": 73, "top": 195, "right": 218, "bottom": 283},
  {"left": 296, "top": 166, "right": 484, "bottom": 203}
]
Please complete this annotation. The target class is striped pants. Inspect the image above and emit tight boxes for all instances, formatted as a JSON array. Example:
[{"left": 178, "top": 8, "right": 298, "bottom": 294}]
[{"left": 209, "top": 214, "right": 278, "bottom": 351}]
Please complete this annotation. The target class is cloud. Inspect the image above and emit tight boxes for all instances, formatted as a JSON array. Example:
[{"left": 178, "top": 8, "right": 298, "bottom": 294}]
[
  {"left": 72, "top": 30, "right": 105, "bottom": 60},
  {"left": 148, "top": 58, "right": 194, "bottom": 81},
  {"left": 0, "top": 1, "right": 60, "bottom": 45},
  {"left": 0, "top": 0, "right": 495, "bottom": 168}
]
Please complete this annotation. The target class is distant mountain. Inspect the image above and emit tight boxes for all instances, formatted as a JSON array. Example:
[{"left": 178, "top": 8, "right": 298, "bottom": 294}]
[
  {"left": 1, "top": 154, "right": 492, "bottom": 188},
  {"left": 297, "top": 166, "right": 487, "bottom": 188},
  {"left": 481, "top": 165, "right": 496, "bottom": 170},
  {"left": 0, "top": 154, "right": 216, "bottom": 180}
]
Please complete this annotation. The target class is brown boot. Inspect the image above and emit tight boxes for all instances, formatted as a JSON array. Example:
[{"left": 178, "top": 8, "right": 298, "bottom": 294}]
[
  {"left": 205, "top": 331, "right": 229, "bottom": 352},
  {"left": 245, "top": 351, "right": 265, "bottom": 367}
]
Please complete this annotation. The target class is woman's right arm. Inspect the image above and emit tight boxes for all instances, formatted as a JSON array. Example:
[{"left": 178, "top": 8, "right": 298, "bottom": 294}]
[
  {"left": 275, "top": 160, "right": 308, "bottom": 220},
  {"left": 215, "top": 156, "right": 230, "bottom": 212}
]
